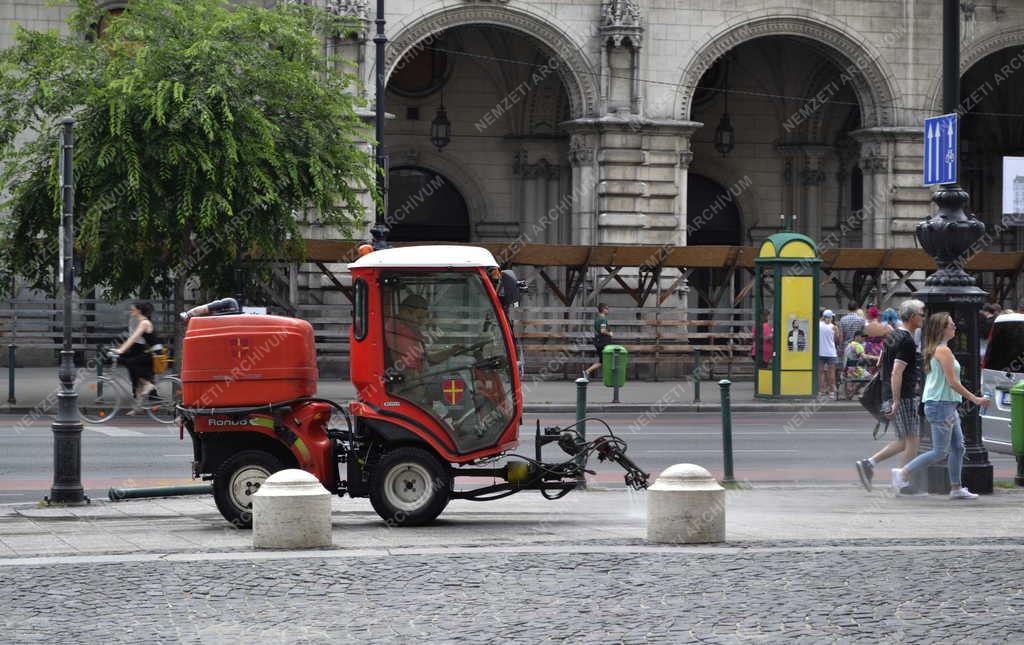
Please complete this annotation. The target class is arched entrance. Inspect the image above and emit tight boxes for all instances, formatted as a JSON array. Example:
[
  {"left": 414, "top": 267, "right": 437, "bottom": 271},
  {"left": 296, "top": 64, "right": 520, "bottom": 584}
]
[
  {"left": 386, "top": 166, "right": 470, "bottom": 242},
  {"left": 687, "top": 174, "right": 742, "bottom": 310},
  {"left": 957, "top": 46, "right": 1024, "bottom": 246},
  {"left": 381, "top": 8, "right": 595, "bottom": 247}
]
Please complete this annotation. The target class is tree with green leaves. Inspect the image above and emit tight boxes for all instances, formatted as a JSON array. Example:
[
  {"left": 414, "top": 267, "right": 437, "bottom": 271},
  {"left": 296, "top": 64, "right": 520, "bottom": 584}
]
[{"left": 0, "top": 0, "right": 375, "bottom": 347}]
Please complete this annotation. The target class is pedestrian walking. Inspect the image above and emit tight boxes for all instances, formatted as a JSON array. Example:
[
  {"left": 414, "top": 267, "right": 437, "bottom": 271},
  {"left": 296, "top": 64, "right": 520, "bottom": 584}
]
[
  {"left": 583, "top": 303, "right": 612, "bottom": 378},
  {"left": 750, "top": 316, "right": 773, "bottom": 368},
  {"left": 854, "top": 299, "right": 925, "bottom": 491},
  {"left": 818, "top": 310, "right": 840, "bottom": 397},
  {"left": 838, "top": 301, "right": 866, "bottom": 351},
  {"left": 891, "top": 312, "right": 991, "bottom": 499}
]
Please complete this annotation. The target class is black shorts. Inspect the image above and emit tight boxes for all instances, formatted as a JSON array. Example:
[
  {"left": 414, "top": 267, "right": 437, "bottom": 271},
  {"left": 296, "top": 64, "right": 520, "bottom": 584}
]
[{"left": 594, "top": 336, "right": 610, "bottom": 356}]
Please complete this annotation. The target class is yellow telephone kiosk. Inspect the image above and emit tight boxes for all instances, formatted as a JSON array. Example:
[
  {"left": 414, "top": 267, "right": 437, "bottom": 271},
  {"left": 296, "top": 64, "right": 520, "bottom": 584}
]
[{"left": 753, "top": 233, "right": 820, "bottom": 398}]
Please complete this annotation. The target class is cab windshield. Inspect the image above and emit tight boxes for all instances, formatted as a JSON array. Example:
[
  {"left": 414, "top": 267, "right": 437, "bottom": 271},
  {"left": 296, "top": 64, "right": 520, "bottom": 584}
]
[{"left": 381, "top": 271, "right": 515, "bottom": 453}]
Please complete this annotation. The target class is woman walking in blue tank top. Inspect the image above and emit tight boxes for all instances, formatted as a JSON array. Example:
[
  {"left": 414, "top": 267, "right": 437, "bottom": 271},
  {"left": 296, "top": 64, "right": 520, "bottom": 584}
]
[{"left": 892, "top": 312, "right": 990, "bottom": 499}]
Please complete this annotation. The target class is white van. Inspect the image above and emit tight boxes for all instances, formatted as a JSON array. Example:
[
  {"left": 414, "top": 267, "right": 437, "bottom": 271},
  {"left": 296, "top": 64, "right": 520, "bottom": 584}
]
[{"left": 980, "top": 313, "right": 1024, "bottom": 454}]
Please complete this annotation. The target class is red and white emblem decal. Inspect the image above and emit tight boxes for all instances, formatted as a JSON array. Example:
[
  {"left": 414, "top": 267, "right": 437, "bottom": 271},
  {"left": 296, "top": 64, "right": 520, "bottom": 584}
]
[
  {"left": 442, "top": 378, "right": 465, "bottom": 406},
  {"left": 229, "top": 337, "right": 250, "bottom": 359}
]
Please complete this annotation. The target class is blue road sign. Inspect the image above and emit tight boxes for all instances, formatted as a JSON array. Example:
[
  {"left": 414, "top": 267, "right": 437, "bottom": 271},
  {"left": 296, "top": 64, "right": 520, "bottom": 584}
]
[{"left": 923, "top": 113, "right": 958, "bottom": 186}]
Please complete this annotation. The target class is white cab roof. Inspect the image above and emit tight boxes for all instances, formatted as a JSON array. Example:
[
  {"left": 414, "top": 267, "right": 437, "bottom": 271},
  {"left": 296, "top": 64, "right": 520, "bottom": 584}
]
[
  {"left": 348, "top": 245, "right": 499, "bottom": 270},
  {"left": 994, "top": 313, "right": 1024, "bottom": 324}
]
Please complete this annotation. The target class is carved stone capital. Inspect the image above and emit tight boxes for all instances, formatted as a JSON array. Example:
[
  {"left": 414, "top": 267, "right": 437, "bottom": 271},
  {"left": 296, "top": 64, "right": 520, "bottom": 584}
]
[
  {"left": 861, "top": 155, "right": 887, "bottom": 172},
  {"left": 601, "top": 0, "right": 640, "bottom": 29},
  {"left": 569, "top": 139, "right": 594, "bottom": 166},
  {"left": 802, "top": 168, "right": 826, "bottom": 186},
  {"left": 678, "top": 151, "right": 694, "bottom": 169},
  {"left": 325, "top": 0, "right": 369, "bottom": 19}
]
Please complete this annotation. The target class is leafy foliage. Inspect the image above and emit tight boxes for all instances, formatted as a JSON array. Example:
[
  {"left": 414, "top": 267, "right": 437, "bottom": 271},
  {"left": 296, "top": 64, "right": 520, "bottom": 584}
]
[{"left": 0, "top": 0, "right": 375, "bottom": 298}]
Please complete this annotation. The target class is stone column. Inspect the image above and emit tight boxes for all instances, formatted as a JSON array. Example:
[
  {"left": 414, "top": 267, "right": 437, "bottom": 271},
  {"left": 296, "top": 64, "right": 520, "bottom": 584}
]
[
  {"left": 564, "top": 117, "right": 701, "bottom": 246},
  {"left": 801, "top": 147, "right": 830, "bottom": 243},
  {"left": 852, "top": 127, "right": 930, "bottom": 249},
  {"left": 567, "top": 132, "right": 597, "bottom": 245},
  {"left": 776, "top": 146, "right": 801, "bottom": 230}
]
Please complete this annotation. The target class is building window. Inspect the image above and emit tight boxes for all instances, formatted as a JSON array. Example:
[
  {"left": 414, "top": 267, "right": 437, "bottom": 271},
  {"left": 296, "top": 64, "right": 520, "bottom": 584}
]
[{"left": 353, "top": 278, "right": 368, "bottom": 341}]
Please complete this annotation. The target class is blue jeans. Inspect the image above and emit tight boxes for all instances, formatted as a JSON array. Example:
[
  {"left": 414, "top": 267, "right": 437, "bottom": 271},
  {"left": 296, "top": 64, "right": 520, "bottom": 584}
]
[{"left": 903, "top": 401, "right": 965, "bottom": 486}]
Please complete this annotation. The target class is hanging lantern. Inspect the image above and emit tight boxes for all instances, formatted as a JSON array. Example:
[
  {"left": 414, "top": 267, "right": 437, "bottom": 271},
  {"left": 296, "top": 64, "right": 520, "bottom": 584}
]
[
  {"left": 713, "top": 58, "right": 735, "bottom": 156},
  {"left": 431, "top": 97, "right": 451, "bottom": 151}
]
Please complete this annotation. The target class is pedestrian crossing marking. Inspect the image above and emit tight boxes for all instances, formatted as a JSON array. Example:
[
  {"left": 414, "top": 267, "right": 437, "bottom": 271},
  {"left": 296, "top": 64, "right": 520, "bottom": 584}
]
[{"left": 84, "top": 425, "right": 146, "bottom": 437}]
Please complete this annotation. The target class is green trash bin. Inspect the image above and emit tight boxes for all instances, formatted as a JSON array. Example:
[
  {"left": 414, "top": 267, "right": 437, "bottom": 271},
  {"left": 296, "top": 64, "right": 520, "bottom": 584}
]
[
  {"left": 602, "top": 345, "right": 627, "bottom": 388},
  {"left": 1011, "top": 381, "right": 1024, "bottom": 456}
]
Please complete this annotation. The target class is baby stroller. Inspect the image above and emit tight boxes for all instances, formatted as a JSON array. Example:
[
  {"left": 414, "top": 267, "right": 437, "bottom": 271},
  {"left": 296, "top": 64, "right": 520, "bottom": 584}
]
[{"left": 840, "top": 342, "right": 879, "bottom": 400}]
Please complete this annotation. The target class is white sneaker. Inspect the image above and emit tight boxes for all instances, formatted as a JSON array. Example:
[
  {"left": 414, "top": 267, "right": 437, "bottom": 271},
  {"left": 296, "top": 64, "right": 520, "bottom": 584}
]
[
  {"left": 949, "top": 488, "right": 979, "bottom": 500},
  {"left": 890, "top": 468, "right": 906, "bottom": 490}
]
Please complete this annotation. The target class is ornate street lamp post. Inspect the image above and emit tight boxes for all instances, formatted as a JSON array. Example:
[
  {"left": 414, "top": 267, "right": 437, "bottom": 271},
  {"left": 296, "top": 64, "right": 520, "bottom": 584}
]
[
  {"left": 370, "top": 0, "right": 389, "bottom": 249},
  {"left": 914, "top": 0, "right": 992, "bottom": 494},
  {"left": 48, "top": 117, "right": 86, "bottom": 505}
]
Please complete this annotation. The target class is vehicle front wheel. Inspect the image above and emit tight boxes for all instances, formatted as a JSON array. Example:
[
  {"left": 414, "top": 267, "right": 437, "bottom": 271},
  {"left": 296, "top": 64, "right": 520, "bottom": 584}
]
[
  {"left": 213, "top": 450, "right": 284, "bottom": 529},
  {"left": 369, "top": 447, "right": 451, "bottom": 526}
]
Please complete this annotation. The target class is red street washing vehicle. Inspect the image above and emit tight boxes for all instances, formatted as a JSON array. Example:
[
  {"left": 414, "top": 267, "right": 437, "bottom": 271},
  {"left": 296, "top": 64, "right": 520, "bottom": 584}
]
[{"left": 178, "top": 245, "right": 647, "bottom": 528}]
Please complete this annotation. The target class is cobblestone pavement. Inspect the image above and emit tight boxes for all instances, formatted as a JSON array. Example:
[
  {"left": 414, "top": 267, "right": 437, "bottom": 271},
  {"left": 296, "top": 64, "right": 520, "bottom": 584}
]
[{"left": 3, "top": 544, "right": 1022, "bottom": 644}]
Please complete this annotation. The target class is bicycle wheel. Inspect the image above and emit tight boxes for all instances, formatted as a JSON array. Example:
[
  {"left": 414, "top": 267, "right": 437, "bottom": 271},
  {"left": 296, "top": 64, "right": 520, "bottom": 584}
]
[
  {"left": 77, "top": 375, "right": 124, "bottom": 423},
  {"left": 146, "top": 375, "right": 182, "bottom": 424}
]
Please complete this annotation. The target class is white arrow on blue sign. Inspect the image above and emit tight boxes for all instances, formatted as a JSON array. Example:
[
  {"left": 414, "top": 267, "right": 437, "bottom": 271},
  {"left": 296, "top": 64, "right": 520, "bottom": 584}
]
[{"left": 923, "top": 113, "right": 957, "bottom": 186}]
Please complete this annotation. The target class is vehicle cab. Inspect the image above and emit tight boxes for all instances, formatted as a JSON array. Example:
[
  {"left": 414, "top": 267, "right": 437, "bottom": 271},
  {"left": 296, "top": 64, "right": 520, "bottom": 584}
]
[{"left": 347, "top": 245, "right": 523, "bottom": 463}]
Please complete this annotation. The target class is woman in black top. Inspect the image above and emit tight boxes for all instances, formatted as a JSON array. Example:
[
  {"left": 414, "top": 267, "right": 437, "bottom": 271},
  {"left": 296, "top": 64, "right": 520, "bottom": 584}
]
[{"left": 114, "top": 301, "right": 158, "bottom": 408}]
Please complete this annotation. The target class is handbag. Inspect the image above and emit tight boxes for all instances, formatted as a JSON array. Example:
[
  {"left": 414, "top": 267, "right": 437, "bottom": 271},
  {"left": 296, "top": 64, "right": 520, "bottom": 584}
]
[{"left": 859, "top": 372, "right": 886, "bottom": 423}]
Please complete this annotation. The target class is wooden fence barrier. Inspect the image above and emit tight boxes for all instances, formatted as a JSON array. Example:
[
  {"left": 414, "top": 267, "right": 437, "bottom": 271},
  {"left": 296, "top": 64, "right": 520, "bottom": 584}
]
[{"left": 2, "top": 298, "right": 753, "bottom": 381}]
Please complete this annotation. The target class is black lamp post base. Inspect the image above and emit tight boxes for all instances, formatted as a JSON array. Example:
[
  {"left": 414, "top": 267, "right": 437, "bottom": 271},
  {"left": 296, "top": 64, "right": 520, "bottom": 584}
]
[
  {"left": 962, "top": 462, "right": 993, "bottom": 494},
  {"left": 924, "top": 463, "right": 950, "bottom": 495},
  {"left": 45, "top": 490, "right": 89, "bottom": 506},
  {"left": 1015, "top": 456, "right": 1024, "bottom": 487}
]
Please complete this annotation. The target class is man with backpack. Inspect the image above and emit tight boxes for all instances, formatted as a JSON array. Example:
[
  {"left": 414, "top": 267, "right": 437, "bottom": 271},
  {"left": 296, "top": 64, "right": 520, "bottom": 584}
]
[{"left": 854, "top": 299, "right": 925, "bottom": 492}]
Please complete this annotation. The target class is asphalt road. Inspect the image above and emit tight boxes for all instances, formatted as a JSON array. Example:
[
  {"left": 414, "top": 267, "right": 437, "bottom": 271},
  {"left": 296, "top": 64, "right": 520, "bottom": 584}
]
[{"left": 0, "top": 411, "right": 1018, "bottom": 504}]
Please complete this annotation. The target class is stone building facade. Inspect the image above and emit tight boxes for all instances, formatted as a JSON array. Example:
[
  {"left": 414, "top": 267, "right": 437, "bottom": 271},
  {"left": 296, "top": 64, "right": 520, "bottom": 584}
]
[{"left": 4, "top": 0, "right": 1024, "bottom": 305}]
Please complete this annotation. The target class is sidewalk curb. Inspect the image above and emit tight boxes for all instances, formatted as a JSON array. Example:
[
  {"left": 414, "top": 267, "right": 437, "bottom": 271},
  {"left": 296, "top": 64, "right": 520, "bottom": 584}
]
[
  {"left": 525, "top": 403, "right": 865, "bottom": 414},
  {"left": 0, "top": 402, "right": 866, "bottom": 416}
]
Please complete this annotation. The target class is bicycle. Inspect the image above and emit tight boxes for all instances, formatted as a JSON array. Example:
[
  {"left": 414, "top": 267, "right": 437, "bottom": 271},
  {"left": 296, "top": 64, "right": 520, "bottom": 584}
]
[{"left": 76, "top": 346, "right": 183, "bottom": 424}]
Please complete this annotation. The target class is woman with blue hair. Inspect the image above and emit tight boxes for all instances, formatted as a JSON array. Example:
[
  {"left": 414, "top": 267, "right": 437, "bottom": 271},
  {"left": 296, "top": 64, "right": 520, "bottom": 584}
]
[{"left": 881, "top": 308, "right": 899, "bottom": 327}]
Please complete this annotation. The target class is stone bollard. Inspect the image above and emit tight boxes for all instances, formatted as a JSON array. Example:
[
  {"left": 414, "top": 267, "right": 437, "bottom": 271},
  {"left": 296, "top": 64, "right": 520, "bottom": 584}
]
[
  {"left": 646, "top": 464, "right": 725, "bottom": 544},
  {"left": 253, "top": 469, "right": 332, "bottom": 549}
]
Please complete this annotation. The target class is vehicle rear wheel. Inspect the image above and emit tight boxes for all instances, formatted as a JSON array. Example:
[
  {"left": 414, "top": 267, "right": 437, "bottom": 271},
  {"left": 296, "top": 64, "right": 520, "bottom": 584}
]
[
  {"left": 213, "top": 450, "right": 284, "bottom": 529},
  {"left": 369, "top": 446, "right": 451, "bottom": 526}
]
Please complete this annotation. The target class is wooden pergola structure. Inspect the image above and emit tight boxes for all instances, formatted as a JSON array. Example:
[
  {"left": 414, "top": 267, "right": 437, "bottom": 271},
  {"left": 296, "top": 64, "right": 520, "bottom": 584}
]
[{"left": 304, "top": 240, "right": 1024, "bottom": 307}]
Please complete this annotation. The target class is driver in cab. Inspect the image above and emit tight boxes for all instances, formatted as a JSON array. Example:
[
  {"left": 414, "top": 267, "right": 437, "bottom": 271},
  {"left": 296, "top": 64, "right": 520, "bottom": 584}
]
[{"left": 385, "top": 295, "right": 465, "bottom": 379}]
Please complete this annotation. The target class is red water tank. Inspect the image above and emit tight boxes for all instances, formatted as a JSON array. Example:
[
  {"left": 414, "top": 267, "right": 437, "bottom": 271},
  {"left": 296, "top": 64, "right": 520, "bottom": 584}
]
[{"left": 181, "top": 315, "right": 317, "bottom": 407}]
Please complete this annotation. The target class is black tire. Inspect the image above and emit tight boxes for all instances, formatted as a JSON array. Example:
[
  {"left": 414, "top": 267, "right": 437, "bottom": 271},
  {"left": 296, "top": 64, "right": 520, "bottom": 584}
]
[
  {"left": 369, "top": 446, "right": 451, "bottom": 526},
  {"left": 213, "top": 450, "right": 284, "bottom": 529}
]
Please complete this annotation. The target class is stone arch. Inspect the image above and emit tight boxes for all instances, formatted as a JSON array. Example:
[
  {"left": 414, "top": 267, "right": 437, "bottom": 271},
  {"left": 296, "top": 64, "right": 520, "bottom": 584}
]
[
  {"left": 389, "top": 147, "right": 492, "bottom": 227},
  {"left": 686, "top": 157, "right": 759, "bottom": 242},
  {"left": 382, "top": 2, "right": 598, "bottom": 118},
  {"left": 927, "top": 26, "right": 1024, "bottom": 113},
  {"left": 676, "top": 13, "right": 899, "bottom": 128}
]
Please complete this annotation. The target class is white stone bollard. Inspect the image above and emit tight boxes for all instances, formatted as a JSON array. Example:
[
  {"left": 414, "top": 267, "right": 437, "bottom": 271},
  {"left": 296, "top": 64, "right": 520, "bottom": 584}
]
[
  {"left": 646, "top": 463, "right": 725, "bottom": 544},
  {"left": 253, "top": 469, "right": 332, "bottom": 549}
]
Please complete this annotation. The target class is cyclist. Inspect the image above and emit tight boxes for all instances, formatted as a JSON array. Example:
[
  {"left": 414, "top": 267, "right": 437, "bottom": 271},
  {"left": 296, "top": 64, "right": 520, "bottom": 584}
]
[{"left": 111, "top": 301, "right": 160, "bottom": 413}]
